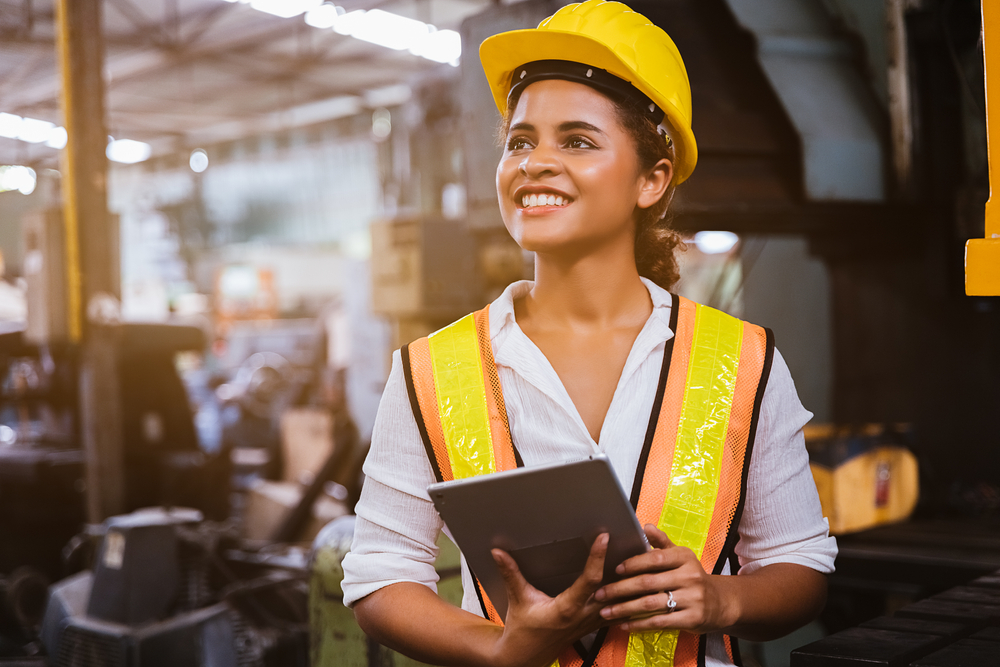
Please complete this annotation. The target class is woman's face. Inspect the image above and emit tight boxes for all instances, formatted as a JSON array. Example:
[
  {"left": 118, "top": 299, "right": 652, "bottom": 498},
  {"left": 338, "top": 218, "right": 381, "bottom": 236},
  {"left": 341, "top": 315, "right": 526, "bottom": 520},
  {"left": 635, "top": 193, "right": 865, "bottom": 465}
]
[{"left": 496, "top": 79, "right": 668, "bottom": 257}]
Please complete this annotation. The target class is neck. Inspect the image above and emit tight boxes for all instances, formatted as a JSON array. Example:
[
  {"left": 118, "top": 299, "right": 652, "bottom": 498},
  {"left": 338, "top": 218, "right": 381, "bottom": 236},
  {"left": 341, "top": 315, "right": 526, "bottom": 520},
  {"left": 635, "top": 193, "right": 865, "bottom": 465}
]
[{"left": 519, "top": 237, "right": 653, "bottom": 330}]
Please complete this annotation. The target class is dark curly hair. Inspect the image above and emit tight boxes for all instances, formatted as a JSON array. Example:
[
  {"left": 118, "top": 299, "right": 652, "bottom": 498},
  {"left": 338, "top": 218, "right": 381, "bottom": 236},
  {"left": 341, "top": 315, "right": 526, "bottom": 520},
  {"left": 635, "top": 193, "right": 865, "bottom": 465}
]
[{"left": 499, "top": 86, "right": 684, "bottom": 291}]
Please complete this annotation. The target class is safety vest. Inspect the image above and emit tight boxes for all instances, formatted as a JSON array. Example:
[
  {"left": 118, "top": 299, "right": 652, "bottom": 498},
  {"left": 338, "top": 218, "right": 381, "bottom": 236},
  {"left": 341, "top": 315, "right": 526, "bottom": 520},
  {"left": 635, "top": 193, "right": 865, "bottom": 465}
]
[{"left": 401, "top": 294, "right": 774, "bottom": 667}]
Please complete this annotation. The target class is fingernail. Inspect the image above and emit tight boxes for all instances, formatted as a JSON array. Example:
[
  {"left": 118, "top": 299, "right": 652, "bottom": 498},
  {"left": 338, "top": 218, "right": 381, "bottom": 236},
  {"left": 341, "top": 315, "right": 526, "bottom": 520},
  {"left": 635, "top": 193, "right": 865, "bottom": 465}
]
[
  {"left": 602, "top": 534, "right": 610, "bottom": 546},
  {"left": 491, "top": 549, "right": 502, "bottom": 563},
  {"left": 594, "top": 589, "right": 605, "bottom": 601},
  {"left": 616, "top": 564, "right": 625, "bottom": 575},
  {"left": 600, "top": 608, "right": 611, "bottom": 618}
]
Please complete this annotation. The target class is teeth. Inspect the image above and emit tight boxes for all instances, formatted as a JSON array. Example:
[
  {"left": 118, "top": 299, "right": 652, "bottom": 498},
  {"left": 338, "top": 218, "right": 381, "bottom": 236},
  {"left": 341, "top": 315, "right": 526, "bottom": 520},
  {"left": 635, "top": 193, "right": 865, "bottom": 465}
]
[{"left": 520, "top": 193, "right": 570, "bottom": 208}]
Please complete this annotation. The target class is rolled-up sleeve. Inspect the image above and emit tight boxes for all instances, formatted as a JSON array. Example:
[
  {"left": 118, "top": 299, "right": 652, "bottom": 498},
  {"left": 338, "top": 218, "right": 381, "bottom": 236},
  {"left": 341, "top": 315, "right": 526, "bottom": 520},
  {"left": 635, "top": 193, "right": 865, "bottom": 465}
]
[
  {"left": 735, "top": 348, "right": 838, "bottom": 576},
  {"left": 341, "top": 350, "right": 444, "bottom": 607}
]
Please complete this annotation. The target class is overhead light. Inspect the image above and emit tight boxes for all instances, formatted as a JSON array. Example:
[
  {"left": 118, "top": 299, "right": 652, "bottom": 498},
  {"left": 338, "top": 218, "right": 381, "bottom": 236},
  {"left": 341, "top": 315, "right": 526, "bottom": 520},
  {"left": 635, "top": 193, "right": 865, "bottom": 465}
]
[
  {"left": 236, "top": 0, "right": 463, "bottom": 66},
  {"left": 18, "top": 118, "right": 55, "bottom": 143},
  {"left": 249, "top": 0, "right": 321, "bottom": 19},
  {"left": 189, "top": 149, "right": 209, "bottom": 173},
  {"left": 349, "top": 9, "right": 430, "bottom": 51},
  {"left": 106, "top": 138, "right": 151, "bottom": 164},
  {"left": 0, "top": 165, "right": 37, "bottom": 195},
  {"left": 305, "top": 2, "right": 342, "bottom": 28},
  {"left": 331, "top": 9, "right": 364, "bottom": 35},
  {"left": 45, "top": 126, "right": 68, "bottom": 149},
  {"left": 371, "top": 108, "right": 391, "bottom": 139},
  {"left": 0, "top": 112, "right": 69, "bottom": 148},
  {"left": 0, "top": 113, "right": 23, "bottom": 139},
  {"left": 410, "top": 29, "right": 462, "bottom": 65},
  {"left": 693, "top": 231, "right": 740, "bottom": 255}
]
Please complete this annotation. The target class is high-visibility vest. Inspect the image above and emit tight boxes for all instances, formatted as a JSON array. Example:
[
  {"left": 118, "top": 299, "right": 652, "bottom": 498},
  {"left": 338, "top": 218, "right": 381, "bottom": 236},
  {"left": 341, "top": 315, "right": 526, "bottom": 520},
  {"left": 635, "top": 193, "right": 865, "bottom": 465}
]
[{"left": 401, "top": 294, "right": 774, "bottom": 667}]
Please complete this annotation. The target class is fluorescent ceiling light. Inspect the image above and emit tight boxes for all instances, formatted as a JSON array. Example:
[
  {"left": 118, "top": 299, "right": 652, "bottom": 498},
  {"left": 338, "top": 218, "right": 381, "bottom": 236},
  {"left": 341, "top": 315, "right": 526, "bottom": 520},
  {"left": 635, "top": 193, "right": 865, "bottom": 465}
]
[
  {"left": 305, "top": 2, "right": 341, "bottom": 28},
  {"left": 106, "top": 138, "right": 151, "bottom": 164},
  {"left": 45, "top": 126, "right": 68, "bottom": 149},
  {"left": 0, "top": 113, "right": 23, "bottom": 139},
  {"left": 332, "top": 9, "right": 366, "bottom": 35},
  {"left": 18, "top": 118, "right": 55, "bottom": 143},
  {"left": 409, "top": 29, "right": 462, "bottom": 64},
  {"left": 234, "top": 0, "right": 462, "bottom": 66},
  {"left": 249, "top": 0, "right": 321, "bottom": 19},
  {"left": 693, "top": 231, "right": 740, "bottom": 255},
  {"left": 349, "top": 9, "right": 430, "bottom": 51},
  {"left": 0, "top": 165, "right": 37, "bottom": 195}
]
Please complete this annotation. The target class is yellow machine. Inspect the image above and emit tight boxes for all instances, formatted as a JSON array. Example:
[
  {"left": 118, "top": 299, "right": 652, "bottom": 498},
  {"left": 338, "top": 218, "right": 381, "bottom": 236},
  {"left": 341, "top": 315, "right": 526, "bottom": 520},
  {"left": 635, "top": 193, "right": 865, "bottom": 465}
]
[{"left": 966, "top": 1, "right": 1000, "bottom": 295}]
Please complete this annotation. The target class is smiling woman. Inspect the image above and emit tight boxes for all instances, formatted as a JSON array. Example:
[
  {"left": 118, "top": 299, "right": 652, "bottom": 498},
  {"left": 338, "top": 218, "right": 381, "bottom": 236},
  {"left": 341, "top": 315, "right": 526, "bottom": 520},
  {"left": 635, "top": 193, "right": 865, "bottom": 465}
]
[{"left": 342, "top": 2, "right": 836, "bottom": 666}]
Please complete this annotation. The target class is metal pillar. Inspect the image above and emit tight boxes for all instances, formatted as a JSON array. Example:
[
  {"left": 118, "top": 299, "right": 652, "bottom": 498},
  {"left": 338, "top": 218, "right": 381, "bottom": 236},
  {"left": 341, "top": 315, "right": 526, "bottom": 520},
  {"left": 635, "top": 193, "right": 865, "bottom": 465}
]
[
  {"left": 966, "top": 0, "right": 1000, "bottom": 295},
  {"left": 56, "top": 0, "right": 126, "bottom": 521}
]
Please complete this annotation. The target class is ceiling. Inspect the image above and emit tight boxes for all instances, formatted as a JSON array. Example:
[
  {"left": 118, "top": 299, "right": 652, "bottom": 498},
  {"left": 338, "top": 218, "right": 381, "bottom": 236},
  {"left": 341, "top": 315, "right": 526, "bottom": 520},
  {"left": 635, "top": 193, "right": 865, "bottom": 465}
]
[{"left": 0, "top": 0, "right": 490, "bottom": 168}]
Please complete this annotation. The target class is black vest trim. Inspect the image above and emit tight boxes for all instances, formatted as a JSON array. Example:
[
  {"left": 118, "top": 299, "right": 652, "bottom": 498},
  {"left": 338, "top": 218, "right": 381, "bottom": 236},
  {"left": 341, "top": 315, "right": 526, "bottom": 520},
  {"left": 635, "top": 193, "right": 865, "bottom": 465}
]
[
  {"left": 400, "top": 344, "right": 444, "bottom": 484},
  {"left": 630, "top": 292, "right": 679, "bottom": 509}
]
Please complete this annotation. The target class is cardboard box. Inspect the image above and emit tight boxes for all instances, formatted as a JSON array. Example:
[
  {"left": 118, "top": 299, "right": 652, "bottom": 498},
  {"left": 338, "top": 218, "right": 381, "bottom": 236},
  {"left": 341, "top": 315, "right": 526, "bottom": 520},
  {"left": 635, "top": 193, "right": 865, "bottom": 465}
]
[
  {"left": 280, "top": 408, "right": 334, "bottom": 485},
  {"left": 243, "top": 479, "right": 347, "bottom": 542}
]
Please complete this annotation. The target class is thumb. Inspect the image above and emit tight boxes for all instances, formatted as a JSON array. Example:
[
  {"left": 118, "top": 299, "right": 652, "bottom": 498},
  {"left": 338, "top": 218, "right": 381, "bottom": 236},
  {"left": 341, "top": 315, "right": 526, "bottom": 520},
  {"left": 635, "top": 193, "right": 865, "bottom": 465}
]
[
  {"left": 645, "top": 524, "right": 675, "bottom": 549},
  {"left": 492, "top": 548, "right": 532, "bottom": 606}
]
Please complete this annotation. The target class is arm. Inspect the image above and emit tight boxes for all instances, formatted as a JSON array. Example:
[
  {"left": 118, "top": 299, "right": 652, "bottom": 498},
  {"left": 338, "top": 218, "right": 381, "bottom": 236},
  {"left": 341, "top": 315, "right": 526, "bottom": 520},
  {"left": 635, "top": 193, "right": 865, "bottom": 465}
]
[
  {"left": 595, "top": 349, "right": 835, "bottom": 640},
  {"left": 344, "top": 352, "right": 610, "bottom": 666},
  {"left": 595, "top": 525, "right": 826, "bottom": 641},
  {"left": 355, "top": 535, "right": 609, "bottom": 667}
]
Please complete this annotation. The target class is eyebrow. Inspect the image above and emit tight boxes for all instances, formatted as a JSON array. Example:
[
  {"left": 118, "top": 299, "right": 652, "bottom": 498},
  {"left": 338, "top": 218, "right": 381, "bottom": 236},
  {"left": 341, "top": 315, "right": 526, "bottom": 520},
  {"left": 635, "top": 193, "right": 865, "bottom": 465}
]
[{"left": 508, "top": 121, "right": 607, "bottom": 136}]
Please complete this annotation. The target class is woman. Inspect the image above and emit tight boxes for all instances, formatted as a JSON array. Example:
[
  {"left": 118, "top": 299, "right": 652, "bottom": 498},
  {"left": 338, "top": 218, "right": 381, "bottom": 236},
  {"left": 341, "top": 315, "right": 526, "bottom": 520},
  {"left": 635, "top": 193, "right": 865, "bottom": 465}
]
[{"left": 342, "top": 2, "right": 837, "bottom": 666}]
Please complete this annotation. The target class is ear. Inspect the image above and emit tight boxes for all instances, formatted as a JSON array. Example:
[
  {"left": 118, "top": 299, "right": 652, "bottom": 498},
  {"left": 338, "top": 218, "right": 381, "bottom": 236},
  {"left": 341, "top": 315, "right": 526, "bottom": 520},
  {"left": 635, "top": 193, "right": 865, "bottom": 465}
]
[{"left": 636, "top": 158, "right": 673, "bottom": 210}]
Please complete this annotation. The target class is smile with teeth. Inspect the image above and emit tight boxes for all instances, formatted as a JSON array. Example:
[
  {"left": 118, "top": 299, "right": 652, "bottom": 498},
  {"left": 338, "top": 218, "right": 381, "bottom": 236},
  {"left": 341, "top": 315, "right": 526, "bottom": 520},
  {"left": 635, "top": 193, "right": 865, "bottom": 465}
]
[{"left": 521, "top": 193, "right": 570, "bottom": 208}]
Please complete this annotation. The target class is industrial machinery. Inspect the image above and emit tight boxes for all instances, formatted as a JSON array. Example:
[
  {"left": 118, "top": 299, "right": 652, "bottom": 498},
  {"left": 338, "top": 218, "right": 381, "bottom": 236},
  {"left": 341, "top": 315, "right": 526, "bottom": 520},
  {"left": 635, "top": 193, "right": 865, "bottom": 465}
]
[{"left": 41, "top": 507, "right": 308, "bottom": 667}]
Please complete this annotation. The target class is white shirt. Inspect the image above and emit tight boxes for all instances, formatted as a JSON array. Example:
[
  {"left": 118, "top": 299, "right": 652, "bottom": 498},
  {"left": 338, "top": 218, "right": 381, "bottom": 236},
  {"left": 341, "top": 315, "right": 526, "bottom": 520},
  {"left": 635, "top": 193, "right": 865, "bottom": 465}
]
[{"left": 342, "top": 279, "right": 837, "bottom": 666}]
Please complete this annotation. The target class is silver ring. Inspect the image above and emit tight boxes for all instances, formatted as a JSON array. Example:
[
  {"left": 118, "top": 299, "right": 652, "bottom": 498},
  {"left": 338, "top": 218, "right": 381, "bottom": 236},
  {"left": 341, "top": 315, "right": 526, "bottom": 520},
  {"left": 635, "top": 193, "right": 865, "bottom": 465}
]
[{"left": 666, "top": 590, "right": 677, "bottom": 612}]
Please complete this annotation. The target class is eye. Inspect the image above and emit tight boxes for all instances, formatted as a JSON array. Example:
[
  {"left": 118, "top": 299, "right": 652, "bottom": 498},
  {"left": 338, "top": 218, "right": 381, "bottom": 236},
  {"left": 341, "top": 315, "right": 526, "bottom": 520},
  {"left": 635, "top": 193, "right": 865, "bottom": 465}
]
[
  {"left": 506, "top": 136, "right": 532, "bottom": 151},
  {"left": 565, "top": 135, "right": 596, "bottom": 150}
]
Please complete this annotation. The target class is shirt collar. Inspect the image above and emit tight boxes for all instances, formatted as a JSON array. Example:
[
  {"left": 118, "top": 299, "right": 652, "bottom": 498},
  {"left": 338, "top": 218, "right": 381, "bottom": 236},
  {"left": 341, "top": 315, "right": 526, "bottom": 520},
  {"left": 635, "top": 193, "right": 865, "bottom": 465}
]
[{"left": 488, "top": 277, "right": 675, "bottom": 361}]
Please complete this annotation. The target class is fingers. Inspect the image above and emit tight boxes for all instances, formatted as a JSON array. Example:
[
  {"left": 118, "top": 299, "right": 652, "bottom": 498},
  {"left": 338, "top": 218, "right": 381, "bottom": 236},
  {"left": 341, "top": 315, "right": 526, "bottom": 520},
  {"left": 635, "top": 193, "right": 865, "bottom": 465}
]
[
  {"left": 600, "top": 589, "right": 681, "bottom": 623},
  {"left": 492, "top": 548, "right": 533, "bottom": 606},
  {"left": 644, "top": 524, "right": 675, "bottom": 549},
  {"left": 562, "top": 533, "right": 609, "bottom": 606}
]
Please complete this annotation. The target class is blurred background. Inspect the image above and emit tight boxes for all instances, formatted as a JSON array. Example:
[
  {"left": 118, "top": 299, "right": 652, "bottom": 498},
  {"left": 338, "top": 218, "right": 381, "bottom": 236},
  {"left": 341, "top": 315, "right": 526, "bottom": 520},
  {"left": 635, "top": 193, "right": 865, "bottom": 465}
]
[{"left": 0, "top": 0, "right": 997, "bottom": 665}]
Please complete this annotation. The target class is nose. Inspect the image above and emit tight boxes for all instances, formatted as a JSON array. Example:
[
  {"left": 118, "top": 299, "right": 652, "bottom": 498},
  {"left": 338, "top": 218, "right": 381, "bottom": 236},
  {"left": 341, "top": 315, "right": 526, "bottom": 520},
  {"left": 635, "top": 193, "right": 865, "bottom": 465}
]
[{"left": 519, "top": 140, "right": 561, "bottom": 179}]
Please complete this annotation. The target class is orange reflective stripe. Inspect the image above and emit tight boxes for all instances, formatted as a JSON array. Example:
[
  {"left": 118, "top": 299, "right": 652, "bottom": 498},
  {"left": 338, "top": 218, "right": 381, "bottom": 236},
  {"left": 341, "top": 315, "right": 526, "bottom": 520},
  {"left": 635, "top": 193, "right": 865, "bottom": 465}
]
[
  {"left": 634, "top": 297, "right": 696, "bottom": 528},
  {"left": 407, "top": 336, "right": 455, "bottom": 482}
]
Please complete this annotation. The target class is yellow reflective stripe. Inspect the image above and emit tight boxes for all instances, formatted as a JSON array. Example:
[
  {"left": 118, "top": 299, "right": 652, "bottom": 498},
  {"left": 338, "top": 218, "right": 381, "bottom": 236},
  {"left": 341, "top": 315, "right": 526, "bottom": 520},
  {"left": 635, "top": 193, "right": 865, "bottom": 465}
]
[
  {"left": 625, "top": 304, "right": 743, "bottom": 667},
  {"left": 658, "top": 303, "right": 743, "bottom": 557},
  {"left": 626, "top": 627, "right": 679, "bottom": 667},
  {"left": 427, "top": 314, "right": 496, "bottom": 479}
]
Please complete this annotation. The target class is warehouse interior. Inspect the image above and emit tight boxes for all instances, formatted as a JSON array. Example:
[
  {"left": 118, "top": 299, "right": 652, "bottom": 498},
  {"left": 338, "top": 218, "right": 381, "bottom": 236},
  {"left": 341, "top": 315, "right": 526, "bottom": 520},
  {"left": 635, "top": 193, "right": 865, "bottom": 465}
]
[{"left": 0, "top": 0, "right": 998, "bottom": 665}]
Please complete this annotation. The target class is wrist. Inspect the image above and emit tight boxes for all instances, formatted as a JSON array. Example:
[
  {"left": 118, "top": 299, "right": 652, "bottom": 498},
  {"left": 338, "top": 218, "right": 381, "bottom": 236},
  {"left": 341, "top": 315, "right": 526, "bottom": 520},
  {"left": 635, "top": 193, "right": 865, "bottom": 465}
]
[{"left": 711, "top": 574, "right": 742, "bottom": 631}]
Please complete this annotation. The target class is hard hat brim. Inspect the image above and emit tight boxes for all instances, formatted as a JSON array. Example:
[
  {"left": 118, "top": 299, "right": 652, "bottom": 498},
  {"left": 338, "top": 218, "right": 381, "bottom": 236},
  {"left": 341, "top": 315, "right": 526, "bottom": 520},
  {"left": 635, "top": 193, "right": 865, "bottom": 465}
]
[{"left": 480, "top": 28, "right": 698, "bottom": 183}]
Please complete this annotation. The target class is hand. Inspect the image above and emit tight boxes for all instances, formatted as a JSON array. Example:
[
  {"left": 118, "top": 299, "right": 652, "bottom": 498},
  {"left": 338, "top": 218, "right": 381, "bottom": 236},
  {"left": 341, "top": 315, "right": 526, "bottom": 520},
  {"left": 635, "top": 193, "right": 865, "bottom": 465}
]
[
  {"left": 488, "top": 533, "right": 609, "bottom": 667},
  {"left": 594, "top": 525, "right": 739, "bottom": 634}
]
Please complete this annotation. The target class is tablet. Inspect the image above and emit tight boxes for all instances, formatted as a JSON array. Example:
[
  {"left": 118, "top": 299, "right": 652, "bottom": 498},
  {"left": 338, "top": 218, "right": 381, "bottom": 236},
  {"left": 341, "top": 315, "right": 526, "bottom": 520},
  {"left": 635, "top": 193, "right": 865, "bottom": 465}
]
[{"left": 428, "top": 454, "right": 650, "bottom": 621}]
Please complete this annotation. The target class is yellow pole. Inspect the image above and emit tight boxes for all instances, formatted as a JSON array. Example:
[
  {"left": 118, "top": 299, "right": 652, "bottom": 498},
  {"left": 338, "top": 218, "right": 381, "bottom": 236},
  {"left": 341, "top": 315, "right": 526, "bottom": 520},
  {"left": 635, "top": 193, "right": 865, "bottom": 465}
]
[
  {"left": 54, "top": 0, "right": 82, "bottom": 341},
  {"left": 966, "top": 0, "right": 1000, "bottom": 295},
  {"left": 55, "top": 0, "right": 126, "bottom": 521}
]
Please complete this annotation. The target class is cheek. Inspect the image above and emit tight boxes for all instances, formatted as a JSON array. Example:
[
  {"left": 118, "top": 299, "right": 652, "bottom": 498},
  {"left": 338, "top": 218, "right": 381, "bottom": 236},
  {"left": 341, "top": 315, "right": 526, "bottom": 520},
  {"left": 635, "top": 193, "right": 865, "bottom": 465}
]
[{"left": 496, "top": 157, "right": 516, "bottom": 196}]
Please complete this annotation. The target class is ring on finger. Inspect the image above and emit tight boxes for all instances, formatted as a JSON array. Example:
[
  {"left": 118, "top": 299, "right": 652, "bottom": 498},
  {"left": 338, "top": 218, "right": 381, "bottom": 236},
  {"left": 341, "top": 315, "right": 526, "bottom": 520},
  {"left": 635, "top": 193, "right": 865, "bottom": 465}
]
[{"left": 666, "top": 590, "right": 677, "bottom": 613}]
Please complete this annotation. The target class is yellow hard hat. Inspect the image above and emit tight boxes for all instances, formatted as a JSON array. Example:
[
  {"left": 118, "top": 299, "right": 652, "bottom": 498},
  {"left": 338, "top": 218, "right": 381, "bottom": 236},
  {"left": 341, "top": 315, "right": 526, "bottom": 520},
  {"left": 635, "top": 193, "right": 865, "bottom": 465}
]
[{"left": 480, "top": 0, "right": 698, "bottom": 184}]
